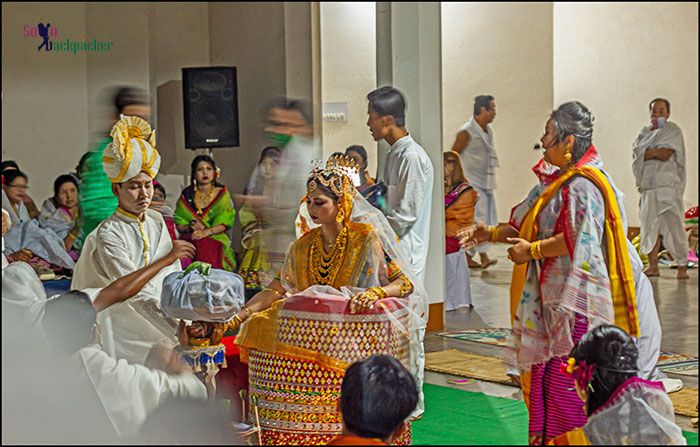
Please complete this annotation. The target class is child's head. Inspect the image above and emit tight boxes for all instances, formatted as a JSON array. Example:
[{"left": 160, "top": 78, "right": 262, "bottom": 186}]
[
  {"left": 568, "top": 325, "right": 639, "bottom": 415},
  {"left": 340, "top": 355, "right": 418, "bottom": 442}
]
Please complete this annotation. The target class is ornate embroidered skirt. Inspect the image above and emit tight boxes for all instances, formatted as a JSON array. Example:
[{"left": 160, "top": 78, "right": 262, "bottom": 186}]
[{"left": 243, "top": 294, "right": 412, "bottom": 445}]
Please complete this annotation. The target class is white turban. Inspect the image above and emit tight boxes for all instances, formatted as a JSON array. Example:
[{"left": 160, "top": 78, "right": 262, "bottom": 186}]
[{"left": 102, "top": 115, "right": 161, "bottom": 183}]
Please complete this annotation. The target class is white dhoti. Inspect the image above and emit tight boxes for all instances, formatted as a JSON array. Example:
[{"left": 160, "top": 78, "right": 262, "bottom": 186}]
[
  {"left": 639, "top": 188, "right": 689, "bottom": 266},
  {"left": 445, "top": 249, "right": 472, "bottom": 311}
]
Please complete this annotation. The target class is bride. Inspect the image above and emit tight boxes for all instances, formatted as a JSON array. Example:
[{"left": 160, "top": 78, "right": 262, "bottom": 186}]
[{"left": 228, "top": 155, "right": 427, "bottom": 445}]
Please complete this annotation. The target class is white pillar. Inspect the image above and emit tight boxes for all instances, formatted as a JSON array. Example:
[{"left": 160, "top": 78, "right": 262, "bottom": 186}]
[{"left": 376, "top": 2, "right": 445, "bottom": 321}]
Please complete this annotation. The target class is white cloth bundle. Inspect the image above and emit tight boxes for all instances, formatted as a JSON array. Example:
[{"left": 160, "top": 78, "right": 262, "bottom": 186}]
[{"left": 161, "top": 263, "right": 245, "bottom": 322}]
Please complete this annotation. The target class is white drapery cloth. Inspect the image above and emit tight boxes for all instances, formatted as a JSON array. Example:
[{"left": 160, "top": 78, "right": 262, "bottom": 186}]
[{"left": 632, "top": 121, "right": 688, "bottom": 265}]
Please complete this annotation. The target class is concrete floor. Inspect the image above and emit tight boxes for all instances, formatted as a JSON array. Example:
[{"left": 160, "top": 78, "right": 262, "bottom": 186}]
[{"left": 424, "top": 251, "right": 699, "bottom": 433}]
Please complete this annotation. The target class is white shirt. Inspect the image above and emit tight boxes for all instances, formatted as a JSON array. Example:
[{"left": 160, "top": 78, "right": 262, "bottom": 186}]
[
  {"left": 72, "top": 208, "right": 181, "bottom": 363},
  {"left": 632, "top": 121, "right": 686, "bottom": 193},
  {"left": 457, "top": 118, "right": 499, "bottom": 190},
  {"left": 383, "top": 134, "right": 434, "bottom": 280},
  {"left": 75, "top": 344, "right": 207, "bottom": 437}
]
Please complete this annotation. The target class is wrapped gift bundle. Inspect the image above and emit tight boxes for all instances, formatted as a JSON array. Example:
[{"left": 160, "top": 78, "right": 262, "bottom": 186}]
[{"left": 161, "top": 262, "right": 245, "bottom": 322}]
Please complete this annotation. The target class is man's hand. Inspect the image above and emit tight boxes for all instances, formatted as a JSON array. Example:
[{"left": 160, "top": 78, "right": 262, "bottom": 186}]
[
  {"left": 506, "top": 237, "right": 532, "bottom": 265},
  {"left": 167, "top": 240, "right": 195, "bottom": 263}
]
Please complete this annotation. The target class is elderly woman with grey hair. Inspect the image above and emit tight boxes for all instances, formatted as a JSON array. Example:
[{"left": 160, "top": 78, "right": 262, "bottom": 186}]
[{"left": 458, "top": 101, "right": 657, "bottom": 445}]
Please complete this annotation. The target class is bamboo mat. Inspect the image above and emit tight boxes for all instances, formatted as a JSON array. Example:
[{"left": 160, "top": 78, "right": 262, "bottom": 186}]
[
  {"left": 425, "top": 349, "right": 512, "bottom": 385},
  {"left": 669, "top": 387, "right": 699, "bottom": 418}
]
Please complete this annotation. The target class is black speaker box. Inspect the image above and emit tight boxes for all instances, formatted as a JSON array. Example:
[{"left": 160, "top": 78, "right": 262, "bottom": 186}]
[{"left": 182, "top": 66, "right": 240, "bottom": 149}]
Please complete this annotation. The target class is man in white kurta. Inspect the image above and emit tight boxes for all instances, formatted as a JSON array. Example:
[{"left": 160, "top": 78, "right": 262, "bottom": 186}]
[
  {"left": 632, "top": 98, "right": 689, "bottom": 280},
  {"left": 367, "top": 86, "right": 434, "bottom": 419},
  {"left": 451, "top": 95, "right": 499, "bottom": 268},
  {"left": 72, "top": 115, "right": 181, "bottom": 364}
]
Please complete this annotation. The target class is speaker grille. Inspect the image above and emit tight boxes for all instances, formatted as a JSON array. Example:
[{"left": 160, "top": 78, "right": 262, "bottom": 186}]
[{"left": 182, "top": 67, "right": 240, "bottom": 149}]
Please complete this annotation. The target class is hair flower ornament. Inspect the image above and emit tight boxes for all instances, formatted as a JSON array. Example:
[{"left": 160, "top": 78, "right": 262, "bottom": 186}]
[{"left": 560, "top": 357, "right": 595, "bottom": 391}]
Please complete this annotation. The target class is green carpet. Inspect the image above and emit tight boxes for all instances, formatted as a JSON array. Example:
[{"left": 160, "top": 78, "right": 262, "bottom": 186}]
[{"left": 412, "top": 383, "right": 699, "bottom": 445}]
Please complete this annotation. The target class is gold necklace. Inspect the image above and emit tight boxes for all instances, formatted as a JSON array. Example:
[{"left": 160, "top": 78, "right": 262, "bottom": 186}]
[
  {"left": 195, "top": 186, "right": 214, "bottom": 215},
  {"left": 309, "top": 226, "right": 348, "bottom": 286}
]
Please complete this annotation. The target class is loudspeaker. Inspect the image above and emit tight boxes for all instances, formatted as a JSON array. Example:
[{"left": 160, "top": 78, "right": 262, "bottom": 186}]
[
  {"left": 156, "top": 80, "right": 195, "bottom": 175},
  {"left": 182, "top": 66, "right": 240, "bottom": 149}
]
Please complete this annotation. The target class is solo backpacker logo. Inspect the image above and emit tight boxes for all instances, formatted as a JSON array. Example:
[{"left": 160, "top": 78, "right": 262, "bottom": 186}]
[{"left": 25, "top": 22, "right": 113, "bottom": 53}]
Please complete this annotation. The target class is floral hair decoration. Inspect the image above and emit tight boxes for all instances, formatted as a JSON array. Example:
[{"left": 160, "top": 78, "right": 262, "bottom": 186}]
[{"left": 560, "top": 357, "right": 595, "bottom": 392}]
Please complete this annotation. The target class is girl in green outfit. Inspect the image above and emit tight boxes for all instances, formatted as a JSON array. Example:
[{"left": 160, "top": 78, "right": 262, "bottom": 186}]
[{"left": 175, "top": 155, "right": 236, "bottom": 272}]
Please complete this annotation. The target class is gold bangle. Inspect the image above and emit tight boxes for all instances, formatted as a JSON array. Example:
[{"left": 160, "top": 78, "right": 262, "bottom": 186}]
[
  {"left": 371, "top": 286, "right": 387, "bottom": 299},
  {"left": 264, "top": 287, "right": 283, "bottom": 297},
  {"left": 398, "top": 279, "right": 412, "bottom": 298},
  {"left": 231, "top": 314, "right": 243, "bottom": 327},
  {"left": 530, "top": 240, "right": 544, "bottom": 260},
  {"left": 489, "top": 226, "right": 500, "bottom": 243}
]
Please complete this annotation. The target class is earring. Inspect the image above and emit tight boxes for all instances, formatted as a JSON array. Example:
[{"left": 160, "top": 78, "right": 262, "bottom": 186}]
[
  {"left": 564, "top": 143, "right": 572, "bottom": 163},
  {"left": 336, "top": 208, "right": 345, "bottom": 224}
]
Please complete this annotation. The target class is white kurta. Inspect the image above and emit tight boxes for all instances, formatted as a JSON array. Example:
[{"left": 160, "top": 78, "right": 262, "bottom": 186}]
[
  {"left": 457, "top": 119, "right": 499, "bottom": 252},
  {"left": 632, "top": 121, "right": 689, "bottom": 265},
  {"left": 382, "top": 133, "right": 433, "bottom": 417},
  {"left": 383, "top": 134, "right": 434, "bottom": 283},
  {"left": 75, "top": 344, "right": 207, "bottom": 437},
  {"left": 445, "top": 249, "right": 472, "bottom": 311},
  {"left": 72, "top": 208, "right": 181, "bottom": 364}
]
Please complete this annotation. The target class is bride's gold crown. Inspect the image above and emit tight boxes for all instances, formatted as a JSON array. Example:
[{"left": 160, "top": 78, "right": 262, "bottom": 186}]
[{"left": 308, "top": 154, "right": 361, "bottom": 197}]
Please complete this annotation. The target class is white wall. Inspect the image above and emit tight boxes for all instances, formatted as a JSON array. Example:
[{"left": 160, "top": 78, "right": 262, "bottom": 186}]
[
  {"left": 2, "top": 2, "right": 89, "bottom": 203},
  {"left": 441, "top": 2, "right": 554, "bottom": 221},
  {"left": 554, "top": 3, "right": 698, "bottom": 225},
  {"left": 320, "top": 2, "right": 377, "bottom": 173}
]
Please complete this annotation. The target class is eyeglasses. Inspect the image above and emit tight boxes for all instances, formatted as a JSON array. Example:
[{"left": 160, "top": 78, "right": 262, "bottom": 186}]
[{"left": 8, "top": 184, "right": 30, "bottom": 190}]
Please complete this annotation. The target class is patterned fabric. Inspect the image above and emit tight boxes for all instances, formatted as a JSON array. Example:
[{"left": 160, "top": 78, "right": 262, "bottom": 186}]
[
  {"left": 174, "top": 186, "right": 237, "bottom": 272},
  {"left": 240, "top": 294, "right": 411, "bottom": 445},
  {"left": 237, "top": 204, "right": 272, "bottom": 290},
  {"left": 445, "top": 183, "right": 477, "bottom": 254}
]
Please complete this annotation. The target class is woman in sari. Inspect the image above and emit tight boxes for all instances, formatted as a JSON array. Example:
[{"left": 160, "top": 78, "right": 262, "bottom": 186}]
[
  {"left": 38, "top": 174, "right": 81, "bottom": 260},
  {"left": 2, "top": 170, "right": 75, "bottom": 271},
  {"left": 236, "top": 146, "right": 280, "bottom": 300},
  {"left": 228, "top": 155, "right": 427, "bottom": 445},
  {"left": 174, "top": 155, "right": 236, "bottom": 272},
  {"left": 550, "top": 325, "right": 685, "bottom": 445},
  {"left": 460, "top": 101, "right": 642, "bottom": 445},
  {"left": 444, "top": 151, "right": 477, "bottom": 311}
]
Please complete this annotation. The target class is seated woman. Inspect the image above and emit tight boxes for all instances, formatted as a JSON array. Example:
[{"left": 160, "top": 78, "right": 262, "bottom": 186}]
[
  {"left": 443, "top": 151, "right": 477, "bottom": 311},
  {"left": 237, "top": 146, "right": 280, "bottom": 300},
  {"left": 175, "top": 155, "right": 236, "bottom": 272},
  {"left": 2, "top": 161, "right": 40, "bottom": 219},
  {"left": 2, "top": 170, "right": 75, "bottom": 272},
  {"left": 227, "top": 155, "right": 427, "bottom": 445},
  {"left": 550, "top": 325, "right": 685, "bottom": 445},
  {"left": 38, "top": 174, "right": 81, "bottom": 260}
]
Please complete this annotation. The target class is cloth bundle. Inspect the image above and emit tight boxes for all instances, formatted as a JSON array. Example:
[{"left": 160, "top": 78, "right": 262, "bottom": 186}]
[{"left": 161, "top": 262, "right": 244, "bottom": 322}]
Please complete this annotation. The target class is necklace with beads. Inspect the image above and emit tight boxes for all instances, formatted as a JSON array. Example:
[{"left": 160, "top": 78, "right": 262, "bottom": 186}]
[
  {"left": 195, "top": 186, "right": 214, "bottom": 215},
  {"left": 309, "top": 226, "right": 348, "bottom": 286}
]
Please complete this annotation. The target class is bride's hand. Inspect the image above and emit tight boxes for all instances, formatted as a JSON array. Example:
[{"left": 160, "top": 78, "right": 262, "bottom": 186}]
[
  {"left": 349, "top": 291, "right": 379, "bottom": 314},
  {"left": 458, "top": 222, "right": 490, "bottom": 248}
]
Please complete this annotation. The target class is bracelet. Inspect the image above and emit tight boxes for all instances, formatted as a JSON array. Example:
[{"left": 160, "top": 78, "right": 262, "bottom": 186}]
[
  {"left": 398, "top": 279, "right": 412, "bottom": 298},
  {"left": 369, "top": 286, "right": 387, "bottom": 299},
  {"left": 489, "top": 226, "right": 500, "bottom": 243},
  {"left": 264, "top": 287, "right": 283, "bottom": 297},
  {"left": 231, "top": 314, "right": 243, "bottom": 328},
  {"left": 530, "top": 240, "right": 544, "bottom": 260}
]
